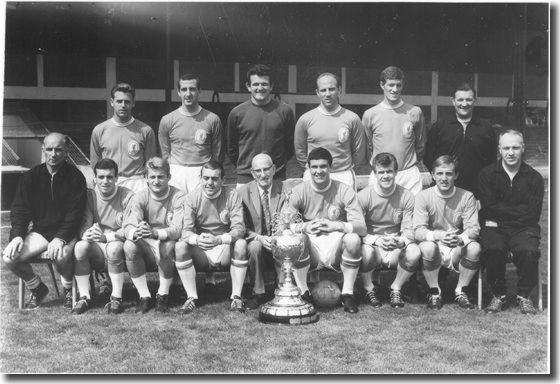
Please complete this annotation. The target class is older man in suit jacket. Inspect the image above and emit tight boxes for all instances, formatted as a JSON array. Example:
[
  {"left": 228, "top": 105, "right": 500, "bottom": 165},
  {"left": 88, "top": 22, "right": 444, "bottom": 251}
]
[{"left": 239, "top": 153, "right": 290, "bottom": 309}]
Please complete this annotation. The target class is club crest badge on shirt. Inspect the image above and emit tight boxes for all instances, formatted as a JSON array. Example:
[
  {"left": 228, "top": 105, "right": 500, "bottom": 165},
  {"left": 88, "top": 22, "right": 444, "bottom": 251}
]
[
  {"left": 115, "top": 212, "right": 124, "bottom": 227},
  {"left": 338, "top": 127, "right": 350, "bottom": 143},
  {"left": 166, "top": 212, "right": 174, "bottom": 225},
  {"left": 219, "top": 210, "right": 230, "bottom": 224},
  {"left": 127, "top": 140, "right": 142, "bottom": 159},
  {"left": 194, "top": 129, "right": 207, "bottom": 145},
  {"left": 327, "top": 204, "right": 341, "bottom": 221},
  {"left": 402, "top": 121, "right": 414, "bottom": 138},
  {"left": 392, "top": 209, "right": 403, "bottom": 223}
]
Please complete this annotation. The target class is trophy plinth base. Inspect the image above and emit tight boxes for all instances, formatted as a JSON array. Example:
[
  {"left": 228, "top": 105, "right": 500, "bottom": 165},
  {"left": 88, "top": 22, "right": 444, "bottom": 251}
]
[{"left": 258, "top": 287, "right": 318, "bottom": 325}]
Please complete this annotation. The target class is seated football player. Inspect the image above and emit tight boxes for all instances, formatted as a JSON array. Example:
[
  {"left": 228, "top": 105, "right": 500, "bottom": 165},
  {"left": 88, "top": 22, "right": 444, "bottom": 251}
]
[
  {"left": 414, "top": 155, "right": 481, "bottom": 310},
  {"left": 287, "top": 147, "right": 366, "bottom": 313},
  {"left": 123, "top": 157, "right": 185, "bottom": 314},
  {"left": 358, "top": 152, "right": 421, "bottom": 308},
  {"left": 174, "top": 161, "right": 248, "bottom": 313},
  {"left": 73, "top": 158, "right": 134, "bottom": 314},
  {"left": 2, "top": 133, "right": 86, "bottom": 309},
  {"left": 239, "top": 154, "right": 290, "bottom": 309}
]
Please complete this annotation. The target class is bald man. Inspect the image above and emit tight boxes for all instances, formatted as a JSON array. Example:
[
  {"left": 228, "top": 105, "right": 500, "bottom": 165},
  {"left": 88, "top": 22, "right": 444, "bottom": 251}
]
[
  {"left": 238, "top": 154, "right": 291, "bottom": 309},
  {"left": 3, "top": 133, "right": 87, "bottom": 310}
]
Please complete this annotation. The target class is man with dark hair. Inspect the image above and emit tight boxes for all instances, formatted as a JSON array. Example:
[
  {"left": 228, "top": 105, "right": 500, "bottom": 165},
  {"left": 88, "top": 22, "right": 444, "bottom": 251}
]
[
  {"left": 424, "top": 83, "right": 497, "bottom": 198},
  {"left": 175, "top": 160, "right": 248, "bottom": 313},
  {"left": 3, "top": 133, "right": 87, "bottom": 309},
  {"left": 362, "top": 66, "right": 427, "bottom": 195},
  {"left": 238, "top": 153, "right": 291, "bottom": 309},
  {"left": 479, "top": 129, "right": 544, "bottom": 314},
  {"left": 358, "top": 152, "right": 421, "bottom": 308},
  {"left": 123, "top": 157, "right": 185, "bottom": 314},
  {"left": 226, "top": 64, "right": 295, "bottom": 186},
  {"left": 287, "top": 147, "right": 366, "bottom": 313},
  {"left": 414, "top": 155, "right": 481, "bottom": 310},
  {"left": 158, "top": 74, "right": 223, "bottom": 192},
  {"left": 294, "top": 72, "right": 366, "bottom": 189},
  {"left": 91, "top": 82, "right": 157, "bottom": 192},
  {"left": 73, "top": 158, "right": 134, "bottom": 314}
]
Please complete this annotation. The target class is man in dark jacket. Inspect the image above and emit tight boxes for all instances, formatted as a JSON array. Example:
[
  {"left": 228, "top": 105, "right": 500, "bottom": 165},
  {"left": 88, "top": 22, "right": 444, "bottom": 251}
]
[
  {"left": 2, "top": 133, "right": 87, "bottom": 309},
  {"left": 424, "top": 83, "right": 497, "bottom": 198},
  {"left": 478, "top": 129, "right": 544, "bottom": 314}
]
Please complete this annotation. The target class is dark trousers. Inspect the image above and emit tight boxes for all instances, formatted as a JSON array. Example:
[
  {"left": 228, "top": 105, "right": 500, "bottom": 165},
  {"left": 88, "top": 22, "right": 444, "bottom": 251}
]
[{"left": 480, "top": 226, "right": 540, "bottom": 298}]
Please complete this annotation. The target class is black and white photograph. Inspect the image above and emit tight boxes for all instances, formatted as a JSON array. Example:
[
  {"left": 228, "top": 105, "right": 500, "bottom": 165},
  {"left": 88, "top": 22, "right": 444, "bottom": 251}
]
[{"left": 0, "top": 1, "right": 551, "bottom": 374}]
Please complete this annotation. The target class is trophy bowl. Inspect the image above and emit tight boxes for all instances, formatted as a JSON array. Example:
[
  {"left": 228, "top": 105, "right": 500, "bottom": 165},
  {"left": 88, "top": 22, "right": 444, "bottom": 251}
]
[{"left": 259, "top": 211, "right": 318, "bottom": 325}]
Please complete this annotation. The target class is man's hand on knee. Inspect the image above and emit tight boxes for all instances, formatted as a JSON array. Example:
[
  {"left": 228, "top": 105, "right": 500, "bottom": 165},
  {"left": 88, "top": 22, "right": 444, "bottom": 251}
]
[
  {"left": 46, "top": 238, "right": 65, "bottom": 260},
  {"left": 2, "top": 236, "right": 23, "bottom": 260}
]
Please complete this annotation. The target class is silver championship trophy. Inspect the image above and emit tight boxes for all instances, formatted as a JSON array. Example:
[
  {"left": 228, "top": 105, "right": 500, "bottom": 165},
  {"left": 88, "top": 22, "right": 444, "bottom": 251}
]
[{"left": 259, "top": 210, "right": 319, "bottom": 325}]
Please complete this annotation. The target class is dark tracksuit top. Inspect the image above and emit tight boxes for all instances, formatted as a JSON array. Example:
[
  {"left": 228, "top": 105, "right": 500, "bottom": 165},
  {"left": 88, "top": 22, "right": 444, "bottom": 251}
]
[{"left": 9, "top": 161, "right": 87, "bottom": 243}]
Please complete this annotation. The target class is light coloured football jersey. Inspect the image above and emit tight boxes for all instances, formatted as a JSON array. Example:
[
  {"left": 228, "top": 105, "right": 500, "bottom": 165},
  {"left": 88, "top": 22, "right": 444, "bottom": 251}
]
[
  {"left": 413, "top": 186, "right": 479, "bottom": 243},
  {"left": 123, "top": 185, "right": 185, "bottom": 241},
  {"left": 182, "top": 187, "right": 245, "bottom": 241},
  {"left": 358, "top": 183, "right": 414, "bottom": 243},
  {"left": 294, "top": 106, "right": 366, "bottom": 172},
  {"left": 158, "top": 107, "right": 222, "bottom": 166},
  {"left": 90, "top": 118, "right": 157, "bottom": 178},
  {"left": 288, "top": 179, "right": 366, "bottom": 236},
  {"left": 362, "top": 101, "right": 425, "bottom": 171},
  {"left": 80, "top": 186, "right": 134, "bottom": 241}
]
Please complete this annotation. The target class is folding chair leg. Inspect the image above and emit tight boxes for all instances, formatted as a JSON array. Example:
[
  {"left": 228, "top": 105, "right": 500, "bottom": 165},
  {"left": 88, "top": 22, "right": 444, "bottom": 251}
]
[
  {"left": 72, "top": 278, "right": 77, "bottom": 309},
  {"left": 18, "top": 278, "right": 25, "bottom": 309},
  {"left": 47, "top": 263, "right": 60, "bottom": 298},
  {"left": 538, "top": 258, "right": 543, "bottom": 311},
  {"left": 477, "top": 268, "right": 482, "bottom": 310}
]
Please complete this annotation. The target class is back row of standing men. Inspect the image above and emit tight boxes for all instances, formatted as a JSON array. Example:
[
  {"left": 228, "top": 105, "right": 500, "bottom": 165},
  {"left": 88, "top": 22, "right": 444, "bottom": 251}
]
[{"left": 4, "top": 65, "right": 544, "bottom": 316}]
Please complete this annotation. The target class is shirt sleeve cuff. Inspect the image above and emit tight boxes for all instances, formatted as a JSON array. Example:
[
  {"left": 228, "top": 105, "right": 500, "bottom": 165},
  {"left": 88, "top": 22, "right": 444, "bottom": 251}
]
[
  {"left": 363, "top": 234, "right": 378, "bottom": 247},
  {"left": 221, "top": 234, "right": 233, "bottom": 245},
  {"left": 127, "top": 228, "right": 136, "bottom": 241},
  {"left": 156, "top": 229, "right": 167, "bottom": 241},
  {"left": 399, "top": 236, "right": 411, "bottom": 247},
  {"left": 105, "top": 232, "right": 117, "bottom": 243},
  {"left": 188, "top": 235, "right": 198, "bottom": 245},
  {"left": 343, "top": 222, "right": 353, "bottom": 233},
  {"left": 459, "top": 233, "right": 472, "bottom": 246},
  {"left": 426, "top": 231, "right": 435, "bottom": 242}
]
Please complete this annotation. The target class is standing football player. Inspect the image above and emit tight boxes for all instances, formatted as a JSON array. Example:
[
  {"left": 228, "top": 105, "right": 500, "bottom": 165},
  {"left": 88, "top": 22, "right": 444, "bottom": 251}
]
[{"left": 159, "top": 74, "right": 223, "bottom": 192}]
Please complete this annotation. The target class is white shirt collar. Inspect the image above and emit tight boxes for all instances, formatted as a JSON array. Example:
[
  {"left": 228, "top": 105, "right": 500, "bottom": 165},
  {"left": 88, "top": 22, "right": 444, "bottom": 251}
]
[
  {"left": 434, "top": 186, "right": 456, "bottom": 199},
  {"left": 150, "top": 187, "right": 170, "bottom": 201},
  {"left": 379, "top": 99, "right": 404, "bottom": 110},
  {"left": 179, "top": 105, "right": 202, "bottom": 117},
  {"left": 111, "top": 117, "right": 135, "bottom": 127},
  {"left": 373, "top": 182, "right": 396, "bottom": 198},
  {"left": 202, "top": 188, "right": 222, "bottom": 200},
  {"left": 310, "top": 179, "right": 332, "bottom": 193},
  {"left": 96, "top": 185, "right": 118, "bottom": 201},
  {"left": 317, "top": 104, "right": 342, "bottom": 116}
]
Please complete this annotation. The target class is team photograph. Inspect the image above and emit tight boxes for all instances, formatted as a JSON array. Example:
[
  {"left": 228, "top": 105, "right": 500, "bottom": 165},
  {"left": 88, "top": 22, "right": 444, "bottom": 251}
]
[{"left": 0, "top": 1, "right": 550, "bottom": 374}]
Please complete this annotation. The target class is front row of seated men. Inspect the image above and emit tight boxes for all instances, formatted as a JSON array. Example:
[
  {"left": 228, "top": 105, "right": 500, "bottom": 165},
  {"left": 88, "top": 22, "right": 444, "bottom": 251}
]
[{"left": 3, "top": 130, "right": 543, "bottom": 315}]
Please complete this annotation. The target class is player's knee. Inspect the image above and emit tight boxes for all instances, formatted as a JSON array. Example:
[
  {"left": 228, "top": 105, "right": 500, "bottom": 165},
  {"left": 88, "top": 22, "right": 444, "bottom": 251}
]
[
  {"left": 174, "top": 241, "right": 190, "bottom": 262},
  {"left": 59, "top": 245, "right": 74, "bottom": 263},
  {"left": 419, "top": 242, "right": 440, "bottom": 270},
  {"left": 160, "top": 241, "right": 176, "bottom": 260},
  {"left": 461, "top": 243, "right": 481, "bottom": 270},
  {"left": 74, "top": 240, "right": 90, "bottom": 260},
  {"left": 342, "top": 233, "right": 361, "bottom": 252},
  {"left": 401, "top": 244, "right": 421, "bottom": 271},
  {"left": 233, "top": 239, "right": 248, "bottom": 261},
  {"left": 123, "top": 240, "right": 139, "bottom": 261},
  {"left": 359, "top": 245, "right": 377, "bottom": 272}
]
